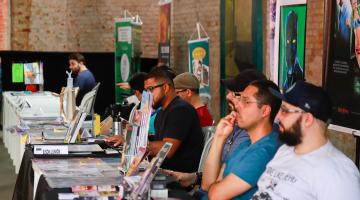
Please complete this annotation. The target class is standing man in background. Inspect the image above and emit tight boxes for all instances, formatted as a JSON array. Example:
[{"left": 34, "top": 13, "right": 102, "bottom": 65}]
[{"left": 68, "top": 53, "right": 96, "bottom": 105}]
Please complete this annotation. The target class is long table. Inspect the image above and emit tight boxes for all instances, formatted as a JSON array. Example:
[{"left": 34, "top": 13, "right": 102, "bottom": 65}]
[{"left": 2, "top": 91, "right": 60, "bottom": 173}]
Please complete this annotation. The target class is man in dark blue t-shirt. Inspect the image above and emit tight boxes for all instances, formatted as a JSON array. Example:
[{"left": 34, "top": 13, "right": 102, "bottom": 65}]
[{"left": 68, "top": 53, "right": 96, "bottom": 105}]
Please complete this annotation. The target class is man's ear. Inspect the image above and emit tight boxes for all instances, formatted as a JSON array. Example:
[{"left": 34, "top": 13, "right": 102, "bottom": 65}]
[
  {"left": 303, "top": 113, "right": 314, "bottom": 127},
  {"left": 261, "top": 105, "right": 272, "bottom": 118}
]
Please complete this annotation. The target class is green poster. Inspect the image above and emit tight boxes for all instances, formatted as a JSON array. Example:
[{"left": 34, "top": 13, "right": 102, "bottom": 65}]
[
  {"left": 279, "top": 4, "right": 306, "bottom": 91},
  {"left": 188, "top": 38, "right": 211, "bottom": 105},
  {"left": 12, "top": 63, "right": 24, "bottom": 83},
  {"left": 115, "top": 19, "right": 142, "bottom": 103}
]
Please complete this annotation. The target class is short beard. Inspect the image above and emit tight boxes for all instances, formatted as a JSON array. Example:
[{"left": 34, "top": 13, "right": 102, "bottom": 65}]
[
  {"left": 278, "top": 117, "right": 303, "bottom": 146},
  {"left": 153, "top": 93, "right": 165, "bottom": 109}
]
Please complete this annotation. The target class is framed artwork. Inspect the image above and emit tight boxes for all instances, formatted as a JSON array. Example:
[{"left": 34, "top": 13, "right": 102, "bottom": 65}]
[
  {"left": 324, "top": 0, "right": 360, "bottom": 134},
  {"left": 273, "top": 0, "right": 307, "bottom": 91}
]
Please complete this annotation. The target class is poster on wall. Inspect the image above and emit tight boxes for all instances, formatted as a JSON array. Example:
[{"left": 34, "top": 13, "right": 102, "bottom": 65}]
[
  {"left": 12, "top": 63, "right": 24, "bottom": 83},
  {"left": 114, "top": 13, "right": 142, "bottom": 103},
  {"left": 157, "top": 0, "right": 171, "bottom": 66},
  {"left": 24, "top": 62, "right": 41, "bottom": 84},
  {"left": 269, "top": 0, "right": 277, "bottom": 80},
  {"left": 188, "top": 38, "right": 211, "bottom": 105},
  {"left": 273, "top": 0, "right": 306, "bottom": 91},
  {"left": 324, "top": 0, "right": 360, "bottom": 132}
]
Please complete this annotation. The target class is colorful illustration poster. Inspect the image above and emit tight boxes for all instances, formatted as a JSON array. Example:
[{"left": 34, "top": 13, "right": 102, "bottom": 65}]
[
  {"left": 24, "top": 62, "right": 41, "bottom": 84},
  {"left": 188, "top": 38, "right": 211, "bottom": 105},
  {"left": 12, "top": 63, "right": 24, "bottom": 83},
  {"left": 325, "top": 0, "right": 360, "bottom": 131},
  {"left": 157, "top": 0, "right": 171, "bottom": 65},
  {"left": 269, "top": 0, "right": 277, "bottom": 79},
  {"left": 278, "top": 4, "right": 306, "bottom": 91}
]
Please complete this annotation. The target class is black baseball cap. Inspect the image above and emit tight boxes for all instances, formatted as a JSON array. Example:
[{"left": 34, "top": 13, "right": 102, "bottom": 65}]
[
  {"left": 269, "top": 81, "right": 332, "bottom": 123},
  {"left": 221, "top": 69, "right": 266, "bottom": 92}
]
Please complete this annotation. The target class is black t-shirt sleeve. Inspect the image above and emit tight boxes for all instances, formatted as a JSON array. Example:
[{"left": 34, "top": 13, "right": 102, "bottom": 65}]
[{"left": 161, "top": 105, "right": 197, "bottom": 141}]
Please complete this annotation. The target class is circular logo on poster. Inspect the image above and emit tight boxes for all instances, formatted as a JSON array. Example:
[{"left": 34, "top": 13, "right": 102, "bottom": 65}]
[
  {"left": 121, "top": 54, "right": 130, "bottom": 82},
  {"left": 192, "top": 47, "right": 206, "bottom": 60}
]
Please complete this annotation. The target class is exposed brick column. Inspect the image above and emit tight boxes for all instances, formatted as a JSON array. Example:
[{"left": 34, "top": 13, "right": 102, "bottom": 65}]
[{"left": 0, "top": 0, "right": 9, "bottom": 50}]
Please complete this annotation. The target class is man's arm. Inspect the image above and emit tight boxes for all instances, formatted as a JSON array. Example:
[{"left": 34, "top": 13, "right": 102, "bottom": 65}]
[
  {"left": 208, "top": 173, "right": 251, "bottom": 200},
  {"left": 148, "top": 137, "right": 181, "bottom": 158},
  {"left": 201, "top": 112, "right": 237, "bottom": 191}
]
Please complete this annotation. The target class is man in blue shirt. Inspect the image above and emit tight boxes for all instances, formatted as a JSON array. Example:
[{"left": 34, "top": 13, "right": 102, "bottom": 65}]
[
  {"left": 201, "top": 80, "right": 282, "bottom": 200},
  {"left": 68, "top": 53, "right": 96, "bottom": 105},
  {"left": 220, "top": 68, "right": 266, "bottom": 163}
]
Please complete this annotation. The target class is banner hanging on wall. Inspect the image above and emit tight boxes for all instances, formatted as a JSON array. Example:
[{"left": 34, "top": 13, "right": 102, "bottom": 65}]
[
  {"left": 115, "top": 12, "right": 142, "bottom": 103},
  {"left": 269, "top": 0, "right": 277, "bottom": 80},
  {"left": 188, "top": 38, "right": 211, "bottom": 105},
  {"left": 157, "top": 0, "right": 171, "bottom": 66}
]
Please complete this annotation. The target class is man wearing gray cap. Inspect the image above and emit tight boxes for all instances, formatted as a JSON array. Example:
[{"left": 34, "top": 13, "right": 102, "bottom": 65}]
[
  {"left": 252, "top": 81, "right": 360, "bottom": 200},
  {"left": 174, "top": 72, "right": 213, "bottom": 127}
]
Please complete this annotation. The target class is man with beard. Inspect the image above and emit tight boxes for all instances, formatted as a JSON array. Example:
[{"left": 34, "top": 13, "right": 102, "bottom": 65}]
[
  {"left": 144, "top": 67, "right": 204, "bottom": 172},
  {"left": 68, "top": 53, "right": 96, "bottom": 105},
  {"left": 252, "top": 81, "right": 360, "bottom": 200},
  {"left": 106, "top": 67, "right": 204, "bottom": 173},
  {"left": 201, "top": 80, "right": 281, "bottom": 200}
]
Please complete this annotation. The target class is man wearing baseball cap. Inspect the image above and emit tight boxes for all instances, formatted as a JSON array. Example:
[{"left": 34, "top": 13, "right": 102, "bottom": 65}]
[
  {"left": 174, "top": 72, "right": 213, "bottom": 127},
  {"left": 252, "top": 81, "right": 360, "bottom": 200}
]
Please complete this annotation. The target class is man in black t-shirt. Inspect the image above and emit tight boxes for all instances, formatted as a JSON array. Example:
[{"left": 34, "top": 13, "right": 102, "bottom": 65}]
[{"left": 145, "top": 67, "right": 204, "bottom": 173}]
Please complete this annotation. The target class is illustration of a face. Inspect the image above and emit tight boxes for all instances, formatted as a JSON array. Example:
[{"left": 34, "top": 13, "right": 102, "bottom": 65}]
[{"left": 286, "top": 11, "right": 298, "bottom": 67}]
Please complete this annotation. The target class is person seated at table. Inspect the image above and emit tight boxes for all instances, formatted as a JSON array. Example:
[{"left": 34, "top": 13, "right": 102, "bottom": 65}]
[
  {"left": 173, "top": 72, "right": 213, "bottom": 127},
  {"left": 251, "top": 81, "right": 360, "bottom": 200},
  {"left": 106, "top": 67, "right": 204, "bottom": 173},
  {"left": 163, "top": 69, "right": 268, "bottom": 188},
  {"left": 201, "top": 80, "right": 281, "bottom": 200}
]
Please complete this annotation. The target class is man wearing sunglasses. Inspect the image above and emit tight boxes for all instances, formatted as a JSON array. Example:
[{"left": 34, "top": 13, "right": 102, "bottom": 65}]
[
  {"left": 252, "top": 81, "right": 360, "bottom": 200},
  {"left": 173, "top": 72, "right": 213, "bottom": 127},
  {"left": 145, "top": 67, "right": 204, "bottom": 173}
]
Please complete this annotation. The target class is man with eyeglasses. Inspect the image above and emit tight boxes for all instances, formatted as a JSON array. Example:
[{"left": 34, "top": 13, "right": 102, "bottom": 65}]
[
  {"left": 162, "top": 69, "right": 267, "bottom": 190},
  {"left": 220, "top": 69, "right": 267, "bottom": 163},
  {"left": 201, "top": 80, "right": 282, "bottom": 200},
  {"left": 252, "top": 81, "right": 360, "bottom": 200},
  {"left": 144, "top": 67, "right": 204, "bottom": 173},
  {"left": 173, "top": 72, "right": 213, "bottom": 127}
]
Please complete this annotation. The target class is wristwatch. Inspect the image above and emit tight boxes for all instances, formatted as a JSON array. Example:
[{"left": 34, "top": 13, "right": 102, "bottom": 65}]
[{"left": 195, "top": 171, "right": 203, "bottom": 185}]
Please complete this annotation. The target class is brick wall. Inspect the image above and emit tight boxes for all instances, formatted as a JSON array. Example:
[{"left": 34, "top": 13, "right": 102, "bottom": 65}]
[
  {"left": 11, "top": 0, "right": 159, "bottom": 56},
  {"left": 0, "top": 0, "right": 9, "bottom": 50},
  {"left": 172, "top": 0, "right": 221, "bottom": 119}
]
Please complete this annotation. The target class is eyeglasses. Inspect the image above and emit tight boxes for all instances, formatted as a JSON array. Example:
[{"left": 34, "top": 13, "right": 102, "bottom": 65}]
[
  {"left": 145, "top": 83, "right": 165, "bottom": 92},
  {"left": 232, "top": 91, "right": 241, "bottom": 98},
  {"left": 237, "top": 96, "right": 260, "bottom": 106},
  {"left": 279, "top": 106, "right": 305, "bottom": 115},
  {"left": 176, "top": 89, "right": 187, "bottom": 94}
]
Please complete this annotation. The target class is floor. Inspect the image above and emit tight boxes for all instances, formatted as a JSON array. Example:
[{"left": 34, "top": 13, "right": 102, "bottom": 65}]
[{"left": 0, "top": 136, "right": 17, "bottom": 200}]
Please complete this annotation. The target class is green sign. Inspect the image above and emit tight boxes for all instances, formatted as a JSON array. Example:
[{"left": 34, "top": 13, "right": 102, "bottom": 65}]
[
  {"left": 115, "top": 19, "right": 142, "bottom": 103},
  {"left": 188, "top": 38, "right": 211, "bottom": 105},
  {"left": 12, "top": 63, "right": 24, "bottom": 83}
]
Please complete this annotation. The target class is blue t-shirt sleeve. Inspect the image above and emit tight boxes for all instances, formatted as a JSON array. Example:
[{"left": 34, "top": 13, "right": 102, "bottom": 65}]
[{"left": 228, "top": 147, "right": 274, "bottom": 186}]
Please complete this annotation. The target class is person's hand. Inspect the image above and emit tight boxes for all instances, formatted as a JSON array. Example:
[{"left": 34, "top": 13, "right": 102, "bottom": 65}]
[
  {"left": 104, "top": 135, "right": 124, "bottom": 147},
  {"left": 162, "top": 169, "right": 196, "bottom": 187},
  {"left": 214, "top": 111, "right": 237, "bottom": 139},
  {"left": 116, "top": 82, "right": 131, "bottom": 90}
]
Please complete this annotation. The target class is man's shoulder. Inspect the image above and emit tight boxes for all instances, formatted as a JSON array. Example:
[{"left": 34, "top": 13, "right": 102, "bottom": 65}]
[{"left": 168, "top": 97, "right": 197, "bottom": 113}]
